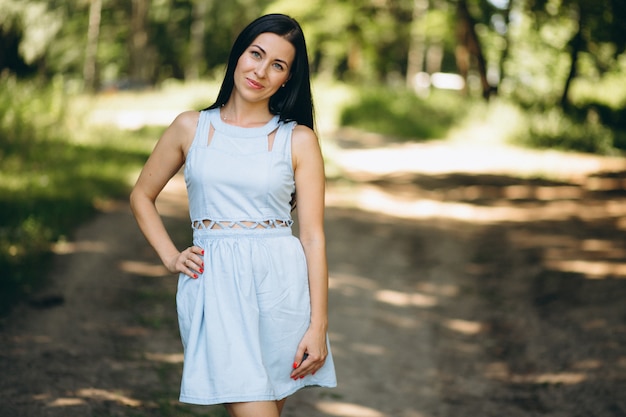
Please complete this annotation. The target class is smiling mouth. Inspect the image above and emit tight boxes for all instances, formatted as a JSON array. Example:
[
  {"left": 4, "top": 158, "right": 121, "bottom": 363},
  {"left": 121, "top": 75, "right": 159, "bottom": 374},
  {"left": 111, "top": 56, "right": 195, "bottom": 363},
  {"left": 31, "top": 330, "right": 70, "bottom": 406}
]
[{"left": 246, "top": 78, "right": 264, "bottom": 89}]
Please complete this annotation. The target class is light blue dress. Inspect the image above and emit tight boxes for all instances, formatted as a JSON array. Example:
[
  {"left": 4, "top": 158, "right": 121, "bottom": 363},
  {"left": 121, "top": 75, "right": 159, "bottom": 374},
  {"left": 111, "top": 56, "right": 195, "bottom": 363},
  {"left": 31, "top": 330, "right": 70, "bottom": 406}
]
[{"left": 176, "top": 108, "right": 337, "bottom": 405}]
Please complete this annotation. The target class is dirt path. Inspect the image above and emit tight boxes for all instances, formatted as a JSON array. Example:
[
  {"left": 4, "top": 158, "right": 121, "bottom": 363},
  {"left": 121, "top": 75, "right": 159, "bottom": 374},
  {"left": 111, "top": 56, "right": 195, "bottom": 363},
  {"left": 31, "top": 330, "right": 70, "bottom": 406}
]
[{"left": 1, "top": 138, "right": 626, "bottom": 417}]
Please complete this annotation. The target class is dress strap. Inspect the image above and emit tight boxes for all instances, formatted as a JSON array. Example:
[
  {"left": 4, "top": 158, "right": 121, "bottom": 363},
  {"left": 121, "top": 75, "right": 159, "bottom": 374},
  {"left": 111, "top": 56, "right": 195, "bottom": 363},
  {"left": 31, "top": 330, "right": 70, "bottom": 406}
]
[
  {"left": 190, "top": 110, "right": 212, "bottom": 148},
  {"left": 272, "top": 120, "right": 297, "bottom": 158}
]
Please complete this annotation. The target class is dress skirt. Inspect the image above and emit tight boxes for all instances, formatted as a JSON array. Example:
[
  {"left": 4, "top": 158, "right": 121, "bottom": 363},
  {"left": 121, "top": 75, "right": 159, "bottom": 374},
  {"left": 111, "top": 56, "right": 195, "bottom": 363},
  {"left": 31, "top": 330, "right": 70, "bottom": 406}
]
[{"left": 176, "top": 226, "right": 337, "bottom": 405}]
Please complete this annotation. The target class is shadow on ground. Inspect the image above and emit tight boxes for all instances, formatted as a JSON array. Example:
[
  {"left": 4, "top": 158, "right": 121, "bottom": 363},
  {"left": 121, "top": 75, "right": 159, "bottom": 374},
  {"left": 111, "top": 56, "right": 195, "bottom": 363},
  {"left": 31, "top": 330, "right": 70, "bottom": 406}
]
[{"left": 311, "top": 158, "right": 626, "bottom": 416}]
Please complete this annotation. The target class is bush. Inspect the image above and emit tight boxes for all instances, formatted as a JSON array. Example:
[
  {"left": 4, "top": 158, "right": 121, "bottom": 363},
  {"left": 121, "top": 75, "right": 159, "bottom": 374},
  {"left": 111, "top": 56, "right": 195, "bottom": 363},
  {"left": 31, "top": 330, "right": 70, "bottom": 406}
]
[
  {"left": 339, "top": 87, "right": 469, "bottom": 141},
  {"left": 569, "top": 101, "right": 626, "bottom": 151},
  {"left": 516, "top": 108, "right": 616, "bottom": 155},
  {"left": 0, "top": 76, "right": 151, "bottom": 316}
]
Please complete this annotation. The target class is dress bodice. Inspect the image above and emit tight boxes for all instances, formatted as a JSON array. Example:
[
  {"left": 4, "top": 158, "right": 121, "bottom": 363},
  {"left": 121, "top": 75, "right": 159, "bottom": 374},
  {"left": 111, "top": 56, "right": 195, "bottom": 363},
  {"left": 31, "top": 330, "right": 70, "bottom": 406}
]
[{"left": 184, "top": 108, "right": 296, "bottom": 230}]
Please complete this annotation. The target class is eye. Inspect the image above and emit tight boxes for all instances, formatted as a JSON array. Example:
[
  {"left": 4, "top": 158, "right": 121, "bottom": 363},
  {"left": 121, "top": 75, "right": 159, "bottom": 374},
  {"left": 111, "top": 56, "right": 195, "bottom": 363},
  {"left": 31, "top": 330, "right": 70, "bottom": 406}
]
[
  {"left": 272, "top": 62, "right": 285, "bottom": 71},
  {"left": 250, "top": 50, "right": 261, "bottom": 59}
]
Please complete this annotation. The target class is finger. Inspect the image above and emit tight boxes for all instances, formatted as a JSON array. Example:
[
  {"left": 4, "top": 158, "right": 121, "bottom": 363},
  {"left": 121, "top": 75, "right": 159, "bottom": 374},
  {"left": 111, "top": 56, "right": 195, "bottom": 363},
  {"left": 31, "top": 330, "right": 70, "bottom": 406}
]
[
  {"left": 296, "top": 352, "right": 328, "bottom": 378},
  {"left": 189, "top": 247, "right": 205, "bottom": 267},
  {"left": 292, "top": 349, "right": 308, "bottom": 370},
  {"left": 180, "top": 260, "right": 198, "bottom": 279},
  {"left": 292, "top": 364, "right": 320, "bottom": 380},
  {"left": 290, "top": 349, "right": 309, "bottom": 379},
  {"left": 177, "top": 255, "right": 198, "bottom": 279},
  {"left": 186, "top": 258, "right": 204, "bottom": 277},
  {"left": 190, "top": 246, "right": 205, "bottom": 256},
  {"left": 186, "top": 255, "right": 204, "bottom": 272}
]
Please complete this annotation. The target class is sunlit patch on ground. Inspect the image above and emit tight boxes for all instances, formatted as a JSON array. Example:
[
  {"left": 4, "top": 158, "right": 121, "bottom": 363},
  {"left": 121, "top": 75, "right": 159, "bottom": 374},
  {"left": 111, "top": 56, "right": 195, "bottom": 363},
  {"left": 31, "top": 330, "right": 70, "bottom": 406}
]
[
  {"left": 544, "top": 259, "right": 626, "bottom": 279},
  {"left": 39, "top": 388, "right": 143, "bottom": 409},
  {"left": 375, "top": 289, "right": 438, "bottom": 308},
  {"left": 330, "top": 140, "right": 626, "bottom": 181},
  {"left": 442, "top": 318, "right": 485, "bottom": 335},
  {"left": 145, "top": 352, "right": 184, "bottom": 363},
  {"left": 484, "top": 362, "right": 587, "bottom": 385},
  {"left": 315, "top": 401, "right": 386, "bottom": 417},
  {"left": 327, "top": 182, "right": 626, "bottom": 223},
  {"left": 51, "top": 240, "right": 108, "bottom": 255},
  {"left": 118, "top": 260, "right": 169, "bottom": 277}
]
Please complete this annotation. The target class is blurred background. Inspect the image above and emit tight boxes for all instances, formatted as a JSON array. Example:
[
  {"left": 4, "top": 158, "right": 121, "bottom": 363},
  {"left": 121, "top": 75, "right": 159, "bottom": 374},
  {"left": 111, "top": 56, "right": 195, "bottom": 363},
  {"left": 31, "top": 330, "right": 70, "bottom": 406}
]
[{"left": 1, "top": 1, "right": 626, "bottom": 416}]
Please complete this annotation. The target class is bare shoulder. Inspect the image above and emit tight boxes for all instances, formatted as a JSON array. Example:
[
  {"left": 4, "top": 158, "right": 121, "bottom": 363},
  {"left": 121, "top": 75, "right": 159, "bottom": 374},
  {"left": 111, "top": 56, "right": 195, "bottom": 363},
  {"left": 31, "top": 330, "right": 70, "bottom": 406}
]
[
  {"left": 171, "top": 110, "right": 200, "bottom": 136},
  {"left": 291, "top": 124, "right": 320, "bottom": 151},
  {"left": 291, "top": 125, "right": 323, "bottom": 172},
  {"left": 158, "top": 110, "right": 200, "bottom": 153}
]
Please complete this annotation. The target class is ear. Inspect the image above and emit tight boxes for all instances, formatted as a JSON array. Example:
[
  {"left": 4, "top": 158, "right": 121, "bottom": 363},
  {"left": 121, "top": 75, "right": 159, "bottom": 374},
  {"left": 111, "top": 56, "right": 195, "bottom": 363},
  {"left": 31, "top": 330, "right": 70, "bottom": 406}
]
[{"left": 282, "top": 74, "right": 292, "bottom": 88}]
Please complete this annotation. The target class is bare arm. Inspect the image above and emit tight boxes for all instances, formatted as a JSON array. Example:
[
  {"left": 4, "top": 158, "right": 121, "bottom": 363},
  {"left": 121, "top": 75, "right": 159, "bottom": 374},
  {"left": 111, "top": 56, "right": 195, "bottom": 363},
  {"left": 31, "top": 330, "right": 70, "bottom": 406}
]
[
  {"left": 129, "top": 111, "right": 204, "bottom": 278},
  {"left": 290, "top": 125, "right": 329, "bottom": 379}
]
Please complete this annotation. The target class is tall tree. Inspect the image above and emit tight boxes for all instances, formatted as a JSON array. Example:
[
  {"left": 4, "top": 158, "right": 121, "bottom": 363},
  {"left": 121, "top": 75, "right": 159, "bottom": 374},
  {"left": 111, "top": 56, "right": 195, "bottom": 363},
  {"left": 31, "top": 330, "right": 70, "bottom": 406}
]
[
  {"left": 560, "top": 4, "right": 583, "bottom": 109},
  {"left": 526, "top": 0, "right": 626, "bottom": 109},
  {"left": 455, "top": 0, "right": 492, "bottom": 99},
  {"left": 492, "top": 0, "right": 513, "bottom": 90},
  {"left": 83, "top": 0, "right": 102, "bottom": 91},
  {"left": 129, "top": 0, "right": 151, "bottom": 83},
  {"left": 186, "top": 0, "right": 208, "bottom": 81},
  {"left": 406, "top": 0, "right": 429, "bottom": 87}
]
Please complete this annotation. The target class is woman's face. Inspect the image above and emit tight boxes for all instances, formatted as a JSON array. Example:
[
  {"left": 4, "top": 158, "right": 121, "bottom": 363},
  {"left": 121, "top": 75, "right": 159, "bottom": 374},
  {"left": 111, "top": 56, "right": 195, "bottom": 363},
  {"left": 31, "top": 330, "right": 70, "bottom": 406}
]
[{"left": 233, "top": 32, "right": 295, "bottom": 104}]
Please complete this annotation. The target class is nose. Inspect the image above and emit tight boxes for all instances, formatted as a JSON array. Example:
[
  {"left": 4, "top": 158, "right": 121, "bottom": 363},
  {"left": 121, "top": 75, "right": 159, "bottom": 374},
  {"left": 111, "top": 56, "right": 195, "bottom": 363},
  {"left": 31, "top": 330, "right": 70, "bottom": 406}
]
[{"left": 254, "top": 61, "right": 268, "bottom": 78}]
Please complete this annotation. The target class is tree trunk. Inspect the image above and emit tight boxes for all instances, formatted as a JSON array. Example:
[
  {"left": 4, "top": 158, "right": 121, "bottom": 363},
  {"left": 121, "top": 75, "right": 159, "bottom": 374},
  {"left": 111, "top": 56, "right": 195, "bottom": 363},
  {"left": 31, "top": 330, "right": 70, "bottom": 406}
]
[
  {"left": 426, "top": 42, "right": 444, "bottom": 74},
  {"left": 83, "top": 0, "right": 102, "bottom": 92},
  {"left": 560, "top": 10, "right": 583, "bottom": 110},
  {"left": 455, "top": 0, "right": 492, "bottom": 99},
  {"left": 406, "top": 0, "right": 429, "bottom": 88},
  {"left": 186, "top": 0, "right": 208, "bottom": 81},
  {"left": 129, "top": 0, "right": 151, "bottom": 84},
  {"left": 496, "top": 0, "right": 514, "bottom": 91}
]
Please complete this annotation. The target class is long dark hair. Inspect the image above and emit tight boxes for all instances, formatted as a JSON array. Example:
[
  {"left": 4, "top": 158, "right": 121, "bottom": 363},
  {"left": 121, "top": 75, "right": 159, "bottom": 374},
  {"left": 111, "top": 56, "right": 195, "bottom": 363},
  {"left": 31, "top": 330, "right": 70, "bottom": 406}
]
[{"left": 206, "top": 14, "right": 315, "bottom": 130}]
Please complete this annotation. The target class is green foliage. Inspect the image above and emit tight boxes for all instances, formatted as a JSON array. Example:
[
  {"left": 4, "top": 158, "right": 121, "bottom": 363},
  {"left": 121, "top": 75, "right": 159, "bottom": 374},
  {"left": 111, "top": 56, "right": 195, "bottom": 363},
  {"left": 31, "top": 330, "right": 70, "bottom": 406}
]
[
  {"left": 268, "top": 0, "right": 418, "bottom": 81},
  {"left": 514, "top": 107, "right": 616, "bottom": 155},
  {"left": 0, "top": 0, "right": 68, "bottom": 75},
  {"left": 570, "top": 72, "right": 626, "bottom": 131},
  {"left": 339, "top": 87, "right": 469, "bottom": 141},
  {"left": 0, "top": 76, "right": 152, "bottom": 316}
]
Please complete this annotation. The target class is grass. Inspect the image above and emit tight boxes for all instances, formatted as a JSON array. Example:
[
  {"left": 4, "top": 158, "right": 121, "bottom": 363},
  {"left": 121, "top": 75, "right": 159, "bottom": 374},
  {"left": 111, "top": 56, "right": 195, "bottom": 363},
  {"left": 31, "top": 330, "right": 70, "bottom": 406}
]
[
  {"left": 0, "top": 76, "right": 157, "bottom": 316},
  {"left": 336, "top": 82, "right": 625, "bottom": 155},
  {"left": 339, "top": 86, "right": 471, "bottom": 141},
  {"left": 516, "top": 107, "right": 617, "bottom": 155}
]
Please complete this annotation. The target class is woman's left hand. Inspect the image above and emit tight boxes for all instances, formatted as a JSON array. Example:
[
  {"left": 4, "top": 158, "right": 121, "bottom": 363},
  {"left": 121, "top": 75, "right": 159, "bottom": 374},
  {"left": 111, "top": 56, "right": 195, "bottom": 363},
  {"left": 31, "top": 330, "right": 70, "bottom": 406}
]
[{"left": 290, "top": 326, "right": 328, "bottom": 380}]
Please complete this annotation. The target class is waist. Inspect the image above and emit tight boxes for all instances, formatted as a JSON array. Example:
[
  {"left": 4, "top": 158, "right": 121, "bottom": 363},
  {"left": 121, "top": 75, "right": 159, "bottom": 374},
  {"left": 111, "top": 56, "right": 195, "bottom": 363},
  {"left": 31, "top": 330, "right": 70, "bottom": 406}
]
[
  {"left": 192, "top": 226, "right": 293, "bottom": 239},
  {"left": 192, "top": 219, "right": 293, "bottom": 229},
  {"left": 191, "top": 219, "right": 293, "bottom": 238}
]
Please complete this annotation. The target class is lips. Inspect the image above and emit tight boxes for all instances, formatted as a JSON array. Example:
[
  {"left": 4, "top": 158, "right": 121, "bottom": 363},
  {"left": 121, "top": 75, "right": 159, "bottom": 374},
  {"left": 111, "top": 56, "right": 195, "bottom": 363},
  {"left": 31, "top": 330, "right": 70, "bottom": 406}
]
[{"left": 246, "top": 78, "right": 264, "bottom": 89}]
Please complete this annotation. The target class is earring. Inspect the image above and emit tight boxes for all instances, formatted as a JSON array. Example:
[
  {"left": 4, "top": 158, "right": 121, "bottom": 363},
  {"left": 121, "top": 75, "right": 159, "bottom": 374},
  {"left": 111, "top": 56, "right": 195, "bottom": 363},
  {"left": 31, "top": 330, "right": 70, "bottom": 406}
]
[{"left": 281, "top": 83, "right": 286, "bottom": 88}]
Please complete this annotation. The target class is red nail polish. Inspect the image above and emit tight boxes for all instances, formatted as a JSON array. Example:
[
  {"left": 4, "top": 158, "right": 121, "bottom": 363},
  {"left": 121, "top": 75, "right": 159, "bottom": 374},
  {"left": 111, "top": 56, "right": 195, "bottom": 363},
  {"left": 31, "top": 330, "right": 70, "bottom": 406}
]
[
  {"left": 312, "top": 371, "right": 316, "bottom": 375},
  {"left": 201, "top": 249, "right": 205, "bottom": 255},
  {"left": 194, "top": 274, "right": 198, "bottom": 279},
  {"left": 299, "top": 375, "right": 304, "bottom": 379},
  {"left": 292, "top": 362, "right": 298, "bottom": 369},
  {"left": 199, "top": 268, "right": 204, "bottom": 273}
]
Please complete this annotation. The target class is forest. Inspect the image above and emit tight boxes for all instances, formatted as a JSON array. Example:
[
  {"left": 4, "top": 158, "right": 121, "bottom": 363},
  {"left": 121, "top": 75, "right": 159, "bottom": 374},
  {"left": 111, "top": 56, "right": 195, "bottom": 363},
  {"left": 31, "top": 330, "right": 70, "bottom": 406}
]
[{"left": 2, "top": 0, "right": 625, "bottom": 114}]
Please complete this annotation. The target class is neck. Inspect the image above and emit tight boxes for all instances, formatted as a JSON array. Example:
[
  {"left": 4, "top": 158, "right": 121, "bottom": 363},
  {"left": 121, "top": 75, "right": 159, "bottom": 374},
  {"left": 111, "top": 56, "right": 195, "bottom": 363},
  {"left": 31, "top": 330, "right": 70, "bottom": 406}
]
[{"left": 220, "top": 98, "right": 273, "bottom": 127}]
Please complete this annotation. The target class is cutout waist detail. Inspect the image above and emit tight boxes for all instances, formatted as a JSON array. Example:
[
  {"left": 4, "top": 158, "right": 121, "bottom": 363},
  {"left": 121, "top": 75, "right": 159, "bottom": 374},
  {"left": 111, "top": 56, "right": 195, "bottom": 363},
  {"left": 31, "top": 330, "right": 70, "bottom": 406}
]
[{"left": 192, "top": 219, "right": 294, "bottom": 231}]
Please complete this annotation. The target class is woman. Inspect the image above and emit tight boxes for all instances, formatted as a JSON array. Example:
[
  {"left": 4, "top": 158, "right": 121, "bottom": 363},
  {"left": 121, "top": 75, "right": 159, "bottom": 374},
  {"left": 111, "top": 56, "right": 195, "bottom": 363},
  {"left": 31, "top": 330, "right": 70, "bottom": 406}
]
[{"left": 130, "top": 13, "right": 336, "bottom": 417}]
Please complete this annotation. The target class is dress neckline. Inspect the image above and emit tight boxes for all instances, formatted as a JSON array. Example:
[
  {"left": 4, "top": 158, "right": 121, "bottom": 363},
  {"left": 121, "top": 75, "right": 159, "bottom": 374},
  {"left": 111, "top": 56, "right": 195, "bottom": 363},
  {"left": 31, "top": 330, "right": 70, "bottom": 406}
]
[{"left": 208, "top": 108, "right": 280, "bottom": 138}]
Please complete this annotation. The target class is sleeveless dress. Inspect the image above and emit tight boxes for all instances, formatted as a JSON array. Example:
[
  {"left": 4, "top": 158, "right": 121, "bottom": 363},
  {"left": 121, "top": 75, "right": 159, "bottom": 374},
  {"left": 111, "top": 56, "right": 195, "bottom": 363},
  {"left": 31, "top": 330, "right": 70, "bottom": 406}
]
[{"left": 176, "top": 108, "right": 337, "bottom": 405}]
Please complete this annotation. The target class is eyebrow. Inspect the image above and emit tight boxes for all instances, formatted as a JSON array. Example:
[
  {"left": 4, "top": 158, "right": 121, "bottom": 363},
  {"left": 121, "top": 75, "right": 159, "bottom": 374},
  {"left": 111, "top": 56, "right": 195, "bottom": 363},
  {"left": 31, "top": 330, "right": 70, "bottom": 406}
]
[{"left": 250, "top": 44, "right": 290, "bottom": 67}]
